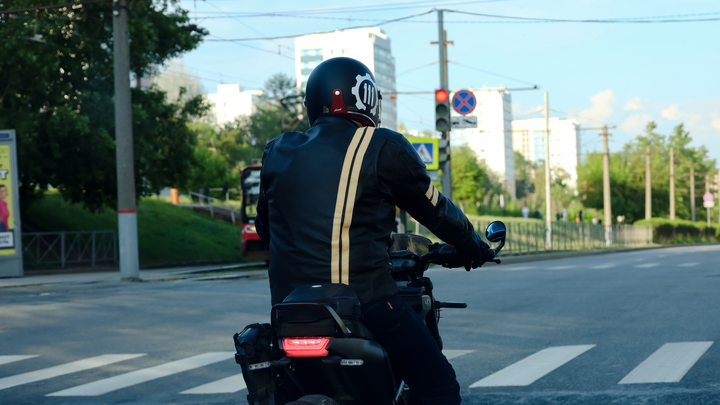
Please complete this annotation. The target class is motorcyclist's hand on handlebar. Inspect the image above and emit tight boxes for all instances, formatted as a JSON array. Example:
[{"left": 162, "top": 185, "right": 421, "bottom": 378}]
[{"left": 450, "top": 238, "right": 493, "bottom": 271}]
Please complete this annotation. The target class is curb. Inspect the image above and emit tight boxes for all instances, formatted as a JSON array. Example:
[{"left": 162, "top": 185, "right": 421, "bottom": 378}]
[{"left": 495, "top": 242, "right": 719, "bottom": 265}]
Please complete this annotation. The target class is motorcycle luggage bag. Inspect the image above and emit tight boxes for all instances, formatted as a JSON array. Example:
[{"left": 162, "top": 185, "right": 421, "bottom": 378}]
[
  {"left": 274, "top": 284, "right": 374, "bottom": 339},
  {"left": 234, "top": 323, "right": 285, "bottom": 405}
]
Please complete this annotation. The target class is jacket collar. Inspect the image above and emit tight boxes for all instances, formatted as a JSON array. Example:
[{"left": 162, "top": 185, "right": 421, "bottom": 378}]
[{"left": 313, "top": 115, "right": 363, "bottom": 129}]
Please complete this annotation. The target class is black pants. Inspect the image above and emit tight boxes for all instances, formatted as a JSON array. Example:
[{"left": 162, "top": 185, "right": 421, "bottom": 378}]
[{"left": 361, "top": 294, "right": 461, "bottom": 405}]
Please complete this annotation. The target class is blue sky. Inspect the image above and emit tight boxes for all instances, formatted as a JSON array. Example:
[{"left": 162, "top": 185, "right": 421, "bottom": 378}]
[{"left": 174, "top": 0, "right": 720, "bottom": 163}]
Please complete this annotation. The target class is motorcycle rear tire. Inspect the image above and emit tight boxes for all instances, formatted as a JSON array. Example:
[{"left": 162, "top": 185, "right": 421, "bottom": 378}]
[{"left": 286, "top": 394, "right": 340, "bottom": 405}]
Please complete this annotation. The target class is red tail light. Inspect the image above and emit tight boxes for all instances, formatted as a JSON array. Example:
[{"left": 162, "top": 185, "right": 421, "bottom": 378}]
[{"left": 282, "top": 337, "right": 331, "bottom": 357}]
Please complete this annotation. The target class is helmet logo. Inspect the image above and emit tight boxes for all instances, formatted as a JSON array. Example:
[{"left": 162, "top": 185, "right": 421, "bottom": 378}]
[{"left": 351, "top": 73, "right": 378, "bottom": 115}]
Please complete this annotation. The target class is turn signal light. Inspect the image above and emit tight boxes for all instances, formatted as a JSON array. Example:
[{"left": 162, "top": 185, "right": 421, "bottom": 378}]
[{"left": 282, "top": 337, "right": 331, "bottom": 357}]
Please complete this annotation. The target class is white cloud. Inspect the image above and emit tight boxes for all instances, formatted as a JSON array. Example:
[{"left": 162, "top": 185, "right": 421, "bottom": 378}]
[
  {"left": 712, "top": 112, "right": 720, "bottom": 133},
  {"left": 621, "top": 113, "right": 654, "bottom": 135},
  {"left": 579, "top": 88, "right": 616, "bottom": 124},
  {"left": 661, "top": 104, "right": 680, "bottom": 120},
  {"left": 624, "top": 96, "right": 646, "bottom": 111},
  {"left": 661, "top": 104, "right": 702, "bottom": 126}
]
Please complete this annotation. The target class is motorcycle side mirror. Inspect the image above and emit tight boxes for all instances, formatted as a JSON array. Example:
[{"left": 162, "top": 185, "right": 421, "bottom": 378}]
[
  {"left": 485, "top": 221, "right": 506, "bottom": 243},
  {"left": 485, "top": 221, "right": 506, "bottom": 255}
]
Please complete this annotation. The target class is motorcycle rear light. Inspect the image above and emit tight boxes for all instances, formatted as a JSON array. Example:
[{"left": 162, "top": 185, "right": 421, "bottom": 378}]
[{"left": 281, "top": 337, "right": 331, "bottom": 357}]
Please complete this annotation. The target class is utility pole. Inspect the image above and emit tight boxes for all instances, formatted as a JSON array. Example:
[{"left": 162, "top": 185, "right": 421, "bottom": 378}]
[
  {"left": 113, "top": 0, "right": 140, "bottom": 281},
  {"left": 436, "top": 10, "right": 452, "bottom": 201},
  {"left": 544, "top": 92, "right": 552, "bottom": 249},
  {"left": 645, "top": 146, "right": 652, "bottom": 220},
  {"left": 690, "top": 166, "right": 696, "bottom": 222},
  {"left": 601, "top": 126, "right": 612, "bottom": 246},
  {"left": 669, "top": 147, "right": 675, "bottom": 220}
]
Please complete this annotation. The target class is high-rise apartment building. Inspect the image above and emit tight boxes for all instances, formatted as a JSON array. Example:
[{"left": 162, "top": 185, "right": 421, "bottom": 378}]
[
  {"left": 451, "top": 86, "right": 516, "bottom": 198},
  {"left": 512, "top": 117, "right": 581, "bottom": 187},
  {"left": 294, "top": 27, "right": 398, "bottom": 130},
  {"left": 203, "top": 84, "right": 263, "bottom": 126}
]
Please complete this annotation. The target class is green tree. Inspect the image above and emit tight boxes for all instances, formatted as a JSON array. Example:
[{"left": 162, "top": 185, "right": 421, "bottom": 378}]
[
  {"left": 0, "top": 0, "right": 207, "bottom": 210},
  {"left": 578, "top": 121, "right": 716, "bottom": 223},
  {"left": 451, "top": 146, "right": 486, "bottom": 214}
]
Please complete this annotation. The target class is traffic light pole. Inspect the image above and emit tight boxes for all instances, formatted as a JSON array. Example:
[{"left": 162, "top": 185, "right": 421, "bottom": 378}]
[
  {"left": 113, "top": 0, "right": 140, "bottom": 281},
  {"left": 437, "top": 9, "right": 452, "bottom": 201}
]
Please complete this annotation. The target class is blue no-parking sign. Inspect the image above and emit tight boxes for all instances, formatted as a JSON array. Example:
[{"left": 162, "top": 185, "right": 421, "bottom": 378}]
[
  {"left": 452, "top": 90, "right": 476, "bottom": 115},
  {"left": 408, "top": 138, "right": 438, "bottom": 170}
]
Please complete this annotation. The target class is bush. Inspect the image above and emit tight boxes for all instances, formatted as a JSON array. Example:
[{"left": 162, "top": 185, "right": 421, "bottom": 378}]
[{"left": 635, "top": 218, "right": 717, "bottom": 243}]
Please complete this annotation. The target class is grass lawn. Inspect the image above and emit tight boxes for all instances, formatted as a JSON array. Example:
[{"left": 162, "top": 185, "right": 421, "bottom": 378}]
[{"left": 24, "top": 194, "right": 245, "bottom": 267}]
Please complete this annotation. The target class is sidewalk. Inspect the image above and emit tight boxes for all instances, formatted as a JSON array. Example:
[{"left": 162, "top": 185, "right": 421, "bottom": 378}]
[
  {"left": 3, "top": 242, "right": 717, "bottom": 288},
  {"left": 0, "top": 262, "right": 267, "bottom": 288}
]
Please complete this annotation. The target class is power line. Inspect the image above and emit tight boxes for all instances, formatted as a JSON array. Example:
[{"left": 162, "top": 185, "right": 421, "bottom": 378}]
[
  {"left": 203, "top": 0, "right": 295, "bottom": 53},
  {"left": 185, "top": 0, "right": 506, "bottom": 17},
  {"left": 204, "top": 10, "right": 434, "bottom": 42},
  {"left": 451, "top": 62, "right": 538, "bottom": 86},
  {"left": 206, "top": 34, "right": 295, "bottom": 60},
  {"left": 445, "top": 9, "right": 720, "bottom": 23}
]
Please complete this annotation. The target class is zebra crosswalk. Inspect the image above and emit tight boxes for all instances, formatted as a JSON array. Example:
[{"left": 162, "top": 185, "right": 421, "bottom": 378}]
[{"left": 0, "top": 342, "right": 714, "bottom": 398}]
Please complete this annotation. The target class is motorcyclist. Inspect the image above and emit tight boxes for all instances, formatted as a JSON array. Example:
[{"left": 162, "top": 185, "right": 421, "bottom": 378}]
[{"left": 256, "top": 57, "right": 492, "bottom": 405}]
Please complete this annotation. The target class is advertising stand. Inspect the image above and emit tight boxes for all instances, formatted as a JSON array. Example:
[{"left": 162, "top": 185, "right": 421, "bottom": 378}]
[{"left": 0, "top": 130, "right": 23, "bottom": 277}]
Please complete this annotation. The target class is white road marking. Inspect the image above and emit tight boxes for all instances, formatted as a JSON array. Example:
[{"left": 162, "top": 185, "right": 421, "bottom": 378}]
[
  {"left": 0, "top": 355, "right": 38, "bottom": 366},
  {"left": 443, "top": 350, "right": 474, "bottom": 360},
  {"left": 678, "top": 262, "right": 700, "bottom": 267},
  {"left": 634, "top": 263, "right": 660, "bottom": 268},
  {"left": 591, "top": 263, "right": 616, "bottom": 269},
  {"left": 470, "top": 345, "right": 595, "bottom": 388},
  {"left": 547, "top": 266, "right": 574, "bottom": 270},
  {"left": 0, "top": 354, "right": 144, "bottom": 391},
  {"left": 618, "top": 342, "right": 713, "bottom": 384},
  {"left": 47, "top": 352, "right": 234, "bottom": 396},
  {"left": 181, "top": 373, "right": 246, "bottom": 394},
  {"left": 503, "top": 266, "right": 534, "bottom": 271},
  {"left": 658, "top": 255, "right": 666, "bottom": 258}
]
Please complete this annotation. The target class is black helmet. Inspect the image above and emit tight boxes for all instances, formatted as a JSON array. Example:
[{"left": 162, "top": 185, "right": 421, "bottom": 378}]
[{"left": 304, "top": 57, "right": 382, "bottom": 127}]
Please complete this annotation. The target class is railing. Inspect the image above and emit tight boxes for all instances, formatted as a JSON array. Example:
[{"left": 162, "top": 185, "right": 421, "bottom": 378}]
[
  {"left": 412, "top": 220, "right": 653, "bottom": 256},
  {"left": 22, "top": 231, "right": 117, "bottom": 268},
  {"left": 186, "top": 191, "right": 241, "bottom": 224}
]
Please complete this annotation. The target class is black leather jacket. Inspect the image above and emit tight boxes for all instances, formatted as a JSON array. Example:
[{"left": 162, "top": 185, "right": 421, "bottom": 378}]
[{"left": 256, "top": 116, "right": 488, "bottom": 305}]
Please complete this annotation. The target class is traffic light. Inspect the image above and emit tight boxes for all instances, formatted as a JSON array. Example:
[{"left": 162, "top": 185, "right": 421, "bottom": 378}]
[{"left": 435, "top": 89, "right": 451, "bottom": 132}]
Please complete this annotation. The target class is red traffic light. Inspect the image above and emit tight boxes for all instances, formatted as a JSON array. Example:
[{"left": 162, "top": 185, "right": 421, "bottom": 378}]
[{"left": 435, "top": 89, "right": 449, "bottom": 103}]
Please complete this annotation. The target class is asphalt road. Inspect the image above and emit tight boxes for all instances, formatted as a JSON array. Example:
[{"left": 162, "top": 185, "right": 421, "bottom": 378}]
[{"left": 0, "top": 244, "right": 719, "bottom": 405}]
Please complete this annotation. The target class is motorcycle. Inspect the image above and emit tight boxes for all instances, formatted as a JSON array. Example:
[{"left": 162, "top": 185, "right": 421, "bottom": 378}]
[{"left": 234, "top": 221, "right": 507, "bottom": 405}]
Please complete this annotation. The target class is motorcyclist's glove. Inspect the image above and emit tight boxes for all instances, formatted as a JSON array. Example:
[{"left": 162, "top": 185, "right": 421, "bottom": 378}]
[{"left": 454, "top": 237, "right": 493, "bottom": 271}]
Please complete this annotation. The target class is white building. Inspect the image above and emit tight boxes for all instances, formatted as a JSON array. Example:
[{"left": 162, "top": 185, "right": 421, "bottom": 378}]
[
  {"left": 451, "top": 86, "right": 516, "bottom": 198},
  {"left": 203, "top": 84, "right": 264, "bottom": 126},
  {"left": 294, "top": 27, "right": 398, "bottom": 131},
  {"left": 511, "top": 117, "right": 581, "bottom": 186}
]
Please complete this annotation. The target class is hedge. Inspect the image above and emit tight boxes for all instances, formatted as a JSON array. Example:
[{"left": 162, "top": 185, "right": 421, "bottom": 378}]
[{"left": 634, "top": 218, "right": 718, "bottom": 243}]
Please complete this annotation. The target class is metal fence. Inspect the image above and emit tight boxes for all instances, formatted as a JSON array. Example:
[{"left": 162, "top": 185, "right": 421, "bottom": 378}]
[
  {"left": 413, "top": 220, "right": 653, "bottom": 256},
  {"left": 186, "top": 191, "right": 241, "bottom": 224},
  {"left": 22, "top": 231, "right": 117, "bottom": 267}
]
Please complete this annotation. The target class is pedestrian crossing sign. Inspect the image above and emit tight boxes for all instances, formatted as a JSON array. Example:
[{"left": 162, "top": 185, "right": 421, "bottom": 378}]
[{"left": 409, "top": 138, "right": 439, "bottom": 170}]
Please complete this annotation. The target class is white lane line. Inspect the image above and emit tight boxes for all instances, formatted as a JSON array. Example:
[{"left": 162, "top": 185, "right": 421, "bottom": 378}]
[
  {"left": 0, "top": 355, "right": 39, "bottom": 366},
  {"left": 181, "top": 374, "right": 246, "bottom": 394},
  {"left": 678, "top": 262, "right": 700, "bottom": 268},
  {"left": 634, "top": 263, "right": 660, "bottom": 268},
  {"left": 503, "top": 266, "right": 534, "bottom": 271},
  {"left": 470, "top": 345, "right": 595, "bottom": 388},
  {"left": 443, "top": 350, "right": 474, "bottom": 360},
  {"left": 591, "top": 263, "right": 616, "bottom": 269},
  {"left": 0, "top": 354, "right": 144, "bottom": 391},
  {"left": 547, "top": 266, "right": 574, "bottom": 270},
  {"left": 618, "top": 342, "right": 713, "bottom": 384},
  {"left": 48, "top": 352, "right": 234, "bottom": 396}
]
